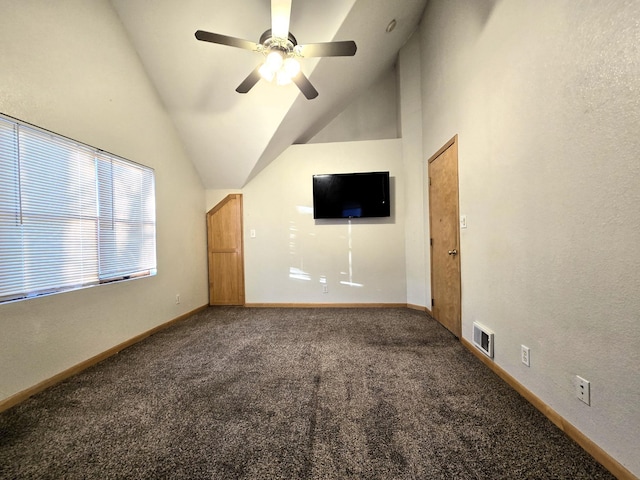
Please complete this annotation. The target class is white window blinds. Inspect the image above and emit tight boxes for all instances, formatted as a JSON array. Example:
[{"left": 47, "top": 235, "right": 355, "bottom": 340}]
[
  {"left": 97, "top": 155, "right": 156, "bottom": 281},
  {"left": 0, "top": 114, "right": 156, "bottom": 303}
]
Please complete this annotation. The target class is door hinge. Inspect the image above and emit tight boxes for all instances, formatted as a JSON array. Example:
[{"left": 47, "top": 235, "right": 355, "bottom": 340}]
[
  {"left": 429, "top": 177, "right": 432, "bottom": 186},
  {"left": 431, "top": 298, "right": 435, "bottom": 307},
  {"left": 430, "top": 238, "right": 433, "bottom": 246}
]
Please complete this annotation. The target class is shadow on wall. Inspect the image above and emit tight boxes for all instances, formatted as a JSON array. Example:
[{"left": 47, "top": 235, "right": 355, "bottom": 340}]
[{"left": 477, "top": 0, "right": 499, "bottom": 28}]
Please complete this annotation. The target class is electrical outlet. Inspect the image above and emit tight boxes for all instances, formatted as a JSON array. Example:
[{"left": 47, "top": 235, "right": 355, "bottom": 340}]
[
  {"left": 576, "top": 375, "right": 590, "bottom": 405},
  {"left": 175, "top": 294, "right": 180, "bottom": 305},
  {"left": 521, "top": 345, "right": 530, "bottom": 367},
  {"left": 322, "top": 285, "right": 328, "bottom": 294}
]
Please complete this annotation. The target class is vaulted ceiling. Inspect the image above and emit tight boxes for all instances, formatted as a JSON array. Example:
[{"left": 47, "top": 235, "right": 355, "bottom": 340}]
[{"left": 110, "top": 0, "right": 427, "bottom": 189}]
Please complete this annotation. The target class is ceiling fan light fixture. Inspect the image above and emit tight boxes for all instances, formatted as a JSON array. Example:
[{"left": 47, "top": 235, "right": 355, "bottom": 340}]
[
  {"left": 195, "top": 0, "right": 356, "bottom": 99},
  {"left": 259, "top": 50, "right": 285, "bottom": 81},
  {"left": 260, "top": 52, "right": 300, "bottom": 85}
]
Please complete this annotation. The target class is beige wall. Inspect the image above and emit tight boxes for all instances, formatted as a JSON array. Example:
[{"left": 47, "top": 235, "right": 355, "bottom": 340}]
[
  {"left": 414, "top": 0, "right": 640, "bottom": 475},
  {"left": 0, "top": 0, "right": 208, "bottom": 402},
  {"left": 208, "top": 139, "right": 407, "bottom": 304},
  {"left": 307, "top": 67, "right": 400, "bottom": 144},
  {"left": 398, "top": 33, "right": 428, "bottom": 308},
  {"left": 206, "top": 190, "right": 243, "bottom": 212}
]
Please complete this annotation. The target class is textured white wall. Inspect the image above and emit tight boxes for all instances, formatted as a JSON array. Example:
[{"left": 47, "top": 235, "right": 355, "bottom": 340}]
[
  {"left": 308, "top": 68, "right": 399, "bottom": 144},
  {"left": 398, "top": 33, "right": 429, "bottom": 308},
  {"left": 0, "top": 1, "right": 208, "bottom": 402},
  {"left": 236, "top": 139, "right": 406, "bottom": 304},
  {"left": 205, "top": 189, "right": 243, "bottom": 212},
  {"left": 417, "top": 0, "right": 640, "bottom": 475}
]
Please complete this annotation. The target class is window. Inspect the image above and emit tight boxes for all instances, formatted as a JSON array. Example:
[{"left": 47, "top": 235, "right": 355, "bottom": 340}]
[{"left": 0, "top": 114, "right": 156, "bottom": 303}]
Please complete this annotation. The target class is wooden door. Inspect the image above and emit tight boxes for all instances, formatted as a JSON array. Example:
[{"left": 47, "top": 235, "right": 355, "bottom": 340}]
[
  {"left": 207, "top": 194, "right": 245, "bottom": 305},
  {"left": 428, "top": 136, "right": 461, "bottom": 337}
]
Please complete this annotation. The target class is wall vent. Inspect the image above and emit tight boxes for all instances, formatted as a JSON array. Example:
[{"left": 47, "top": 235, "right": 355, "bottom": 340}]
[{"left": 473, "top": 322, "right": 494, "bottom": 358}]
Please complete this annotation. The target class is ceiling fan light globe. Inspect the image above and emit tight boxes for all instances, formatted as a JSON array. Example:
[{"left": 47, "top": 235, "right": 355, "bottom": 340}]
[
  {"left": 265, "top": 51, "right": 284, "bottom": 70},
  {"left": 276, "top": 69, "right": 293, "bottom": 86},
  {"left": 283, "top": 57, "right": 300, "bottom": 77},
  {"left": 259, "top": 63, "right": 275, "bottom": 82}
]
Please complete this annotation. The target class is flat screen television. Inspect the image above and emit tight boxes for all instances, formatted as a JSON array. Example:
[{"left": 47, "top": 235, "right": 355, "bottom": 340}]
[{"left": 312, "top": 171, "right": 390, "bottom": 219}]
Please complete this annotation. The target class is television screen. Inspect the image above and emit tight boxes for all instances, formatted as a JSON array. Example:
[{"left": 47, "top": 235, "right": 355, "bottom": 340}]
[{"left": 312, "top": 171, "right": 390, "bottom": 219}]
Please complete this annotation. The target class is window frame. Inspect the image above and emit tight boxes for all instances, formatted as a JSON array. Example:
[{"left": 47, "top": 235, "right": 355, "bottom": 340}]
[{"left": 0, "top": 113, "right": 157, "bottom": 304}]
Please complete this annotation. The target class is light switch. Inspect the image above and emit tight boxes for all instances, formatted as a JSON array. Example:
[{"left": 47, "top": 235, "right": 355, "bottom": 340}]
[
  {"left": 250, "top": 229, "right": 256, "bottom": 238},
  {"left": 460, "top": 215, "right": 467, "bottom": 229}
]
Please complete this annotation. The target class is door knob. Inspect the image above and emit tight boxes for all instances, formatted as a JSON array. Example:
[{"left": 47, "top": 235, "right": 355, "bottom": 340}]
[{"left": 448, "top": 249, "right": 458, "bottom": 256}]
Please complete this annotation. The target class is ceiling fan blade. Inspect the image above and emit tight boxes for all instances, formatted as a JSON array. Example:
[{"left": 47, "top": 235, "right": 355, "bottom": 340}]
[
  {"left": 195, "top": 30, "right": 259, "bottom": 51},
  {"left": 298, "top": 41, "right": 357, "bottom": 58},
  {"left": 271, "top": 0, "right": 292, "bottom": 39},
  {"left": 236, "top": 65, "right": 263, "bottom": 94},
  {"left": 292, "top": 72, "right": 318, "bottom": 100}
]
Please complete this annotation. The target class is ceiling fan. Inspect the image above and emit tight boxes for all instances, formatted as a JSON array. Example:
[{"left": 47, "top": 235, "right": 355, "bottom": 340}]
[{"left": 195, "top": 0, "right": 357, "bottom": 99}]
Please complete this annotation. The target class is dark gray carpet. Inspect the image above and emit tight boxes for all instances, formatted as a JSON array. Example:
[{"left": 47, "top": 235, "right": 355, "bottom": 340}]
[{"left": 0, "top": 307, "right": 614, "bottom": 479}]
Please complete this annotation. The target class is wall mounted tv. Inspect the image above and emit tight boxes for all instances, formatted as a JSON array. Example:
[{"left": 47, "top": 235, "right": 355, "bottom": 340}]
[{"left": 312, "top": 171, "right": 391, "bottom": 219}]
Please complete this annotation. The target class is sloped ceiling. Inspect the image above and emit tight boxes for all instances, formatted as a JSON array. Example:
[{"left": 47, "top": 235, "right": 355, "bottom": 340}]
[{"left": 110, "top": 0, "right": 427, "bottom": 189}]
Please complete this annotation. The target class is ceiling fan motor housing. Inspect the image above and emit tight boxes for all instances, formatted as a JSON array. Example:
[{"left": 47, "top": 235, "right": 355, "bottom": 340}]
[
  {"left": 258, "top": 29, "right": 303, "bottom": 69},
  {"left": 259, "top": 29, "right": 298, "bottom": 49}
]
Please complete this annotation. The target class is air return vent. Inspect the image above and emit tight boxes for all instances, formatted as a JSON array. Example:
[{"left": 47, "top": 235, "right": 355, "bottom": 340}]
[{"left": 473, "top": 322, "right": 494, "bottom": 358}]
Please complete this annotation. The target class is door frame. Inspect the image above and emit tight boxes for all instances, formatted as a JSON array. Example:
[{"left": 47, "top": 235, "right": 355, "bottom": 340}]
[{"left": 427, "top": 135, "right": 461, "bottom": 337}]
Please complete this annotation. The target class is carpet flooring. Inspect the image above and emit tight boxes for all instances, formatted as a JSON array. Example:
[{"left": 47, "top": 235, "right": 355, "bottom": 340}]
[{"left": 0, "top": 307, "right": 615, "bottom": 479}]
